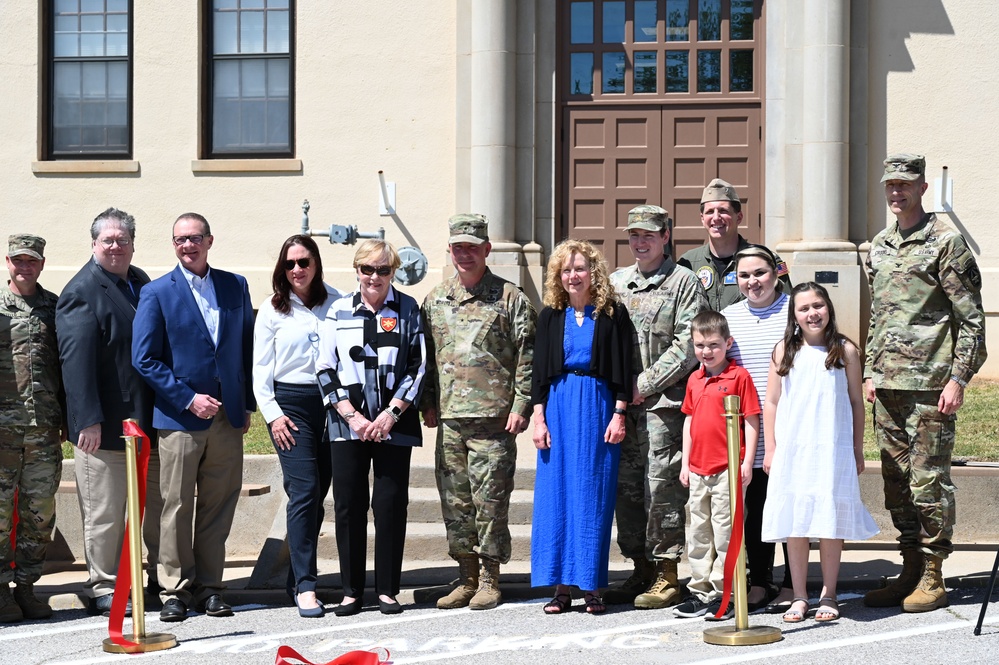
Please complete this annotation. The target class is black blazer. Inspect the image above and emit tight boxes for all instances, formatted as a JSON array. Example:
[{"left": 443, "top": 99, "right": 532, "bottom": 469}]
[
  {"left": 57, "top": 260, "right": 155, "bottom": 451},
  {"left": 531, "top": 301, "right": 634, "bottom": 406}
]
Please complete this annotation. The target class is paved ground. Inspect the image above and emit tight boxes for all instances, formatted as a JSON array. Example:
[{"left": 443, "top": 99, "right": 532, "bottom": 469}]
[{"left": 7, "top": 548, "right": 998, "bottom": 665}]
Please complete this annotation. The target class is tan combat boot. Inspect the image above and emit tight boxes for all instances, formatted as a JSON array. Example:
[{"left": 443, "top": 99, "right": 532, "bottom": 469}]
[
  {"left": 469, "top": 559, "right": 501, "bottom": 610},
  {"left": 902, "top": 555, "right": 949, "bottom": 612},
  {"left": 13, "top": 582, "right": 52, "bottom": 620},
  {"left": 634, "top": 560, "right": 681, "bottom": 609},
  {"left": 0, "top": 584, "right": 24, "bottom": 623},
  {"left": 437, "top": 553, "right": 480, "bottom": 610},
  {"left": 864, "top": 549, "right": 923, "bottom": 607},
  {"left": 603, "top": 558, "right": 656, "bottom": 605}
]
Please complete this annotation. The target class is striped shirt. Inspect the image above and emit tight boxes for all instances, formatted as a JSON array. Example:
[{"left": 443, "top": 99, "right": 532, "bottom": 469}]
[
  {"left": 722, "top": 292, "right": 789, "bottom": 468},
  {"left": 316, "top": 287, "right": 426, "bottom": 446}
]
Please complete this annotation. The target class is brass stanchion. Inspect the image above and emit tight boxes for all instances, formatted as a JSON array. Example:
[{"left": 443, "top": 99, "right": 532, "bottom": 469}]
[
  {"left": 703, "top": 395, "right": 782, "bottom": 646},
  {"left": 103, "top": 421, "right": 177, "bottom": 654}
]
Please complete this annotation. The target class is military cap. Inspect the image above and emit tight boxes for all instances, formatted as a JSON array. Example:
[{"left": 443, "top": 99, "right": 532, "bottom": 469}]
[
  {"left": 881, "top": 153, "right": 925, "bottom": 183},
  {"left": 700, "top": 178, "right": 741, "bottom": 205},
  {"left": 7, "top": 234, "right": 46, "bottom": 260},
  {"left": 625, "top": 204, "right": 670, "bottom": 232},
  {"left": 448, "top": 213, "right": 489, "bottom": 245}
]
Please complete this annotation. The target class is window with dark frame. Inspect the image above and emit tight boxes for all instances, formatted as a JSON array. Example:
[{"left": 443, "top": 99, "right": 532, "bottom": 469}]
[
  {"left": 46, "top": 0, "right": 132, "bottom": 159},
  {"left": 205, "top": 0, "right": 294, "bottom": 158}
]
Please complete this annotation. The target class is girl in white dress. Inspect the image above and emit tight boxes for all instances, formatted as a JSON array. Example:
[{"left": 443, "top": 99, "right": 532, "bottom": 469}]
[{"left": 761, "top": 283, "right": 878, "bottom": 623}]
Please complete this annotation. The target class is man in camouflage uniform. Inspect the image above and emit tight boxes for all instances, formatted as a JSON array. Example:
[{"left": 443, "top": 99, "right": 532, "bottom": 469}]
[
  {"left": 421, "top": 214, "right": 536, "bottom": 611},
  {"left": 678, "top": 179, "right": 790, "bottom": 311},
  {"left": 0, "top": 235, "right": 63, "bottom": 623},
  {"left": 605, "top": 206, "right": 707, "bottom": 608},
  {"left": 863, "top": 154, "right": 987, "bottom": 613}
]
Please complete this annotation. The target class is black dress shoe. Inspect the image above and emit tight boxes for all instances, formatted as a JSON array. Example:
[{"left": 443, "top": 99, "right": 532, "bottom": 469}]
[
  {"left": 332, "top": 599, "right": 363, "bottom": 617},
  {"left": 195, "top": 594, "right": 233, "bottom": 617},
  {"left": 378, "top": 598, "right": 403, "bottom": 615},
  {"left": 88, "top": 595, "right": 133, "bottom": 617},
  {"left": 159, "top": 599, "right": 188, "bottom": 622}
]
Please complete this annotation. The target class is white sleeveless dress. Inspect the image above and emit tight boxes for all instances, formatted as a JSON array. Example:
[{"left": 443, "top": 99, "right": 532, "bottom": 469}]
[{"left": 761, "top": 344, "right": 879, "bottom": 542}]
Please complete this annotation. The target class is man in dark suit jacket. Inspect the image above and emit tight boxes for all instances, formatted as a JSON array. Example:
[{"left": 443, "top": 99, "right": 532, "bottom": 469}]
[
  {"left": 132, "top": 212, "right": 255, "bottom": 622},
  {"left": 56, "top": 208, "right": 163, "bottom": 617}
]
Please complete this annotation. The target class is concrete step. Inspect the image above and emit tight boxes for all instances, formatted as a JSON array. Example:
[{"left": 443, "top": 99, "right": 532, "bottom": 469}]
[
  {"left": 408, "top": 464, "right": 537, "bottom": 491},
  {"left": 405, "top": 487, "right": 536, "bottom": 523}
]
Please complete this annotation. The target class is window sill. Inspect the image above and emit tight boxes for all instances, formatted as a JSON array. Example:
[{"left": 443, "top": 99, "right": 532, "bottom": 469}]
[
  {"left": 32, "top": 160, "right": 140, "bottom": 174},
  {"left": 191, "top": 159, "right": 303, "bottom": 173}
]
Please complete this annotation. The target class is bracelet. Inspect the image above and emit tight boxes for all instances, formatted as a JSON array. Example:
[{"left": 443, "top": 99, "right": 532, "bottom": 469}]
[
  {"left": 384, "top": 408, "right": 401, "bottom": 423},
  {"left": 340, "top": 410, "right": 357, "bottom": 420},
  {"left": 613, "top": 407, "right": 627, "bottom": 416}
]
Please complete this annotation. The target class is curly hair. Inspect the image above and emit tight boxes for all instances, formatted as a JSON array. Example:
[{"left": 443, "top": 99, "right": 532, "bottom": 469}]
[{"left": 542, "top": 239, "right": 617, "bottom": 316}]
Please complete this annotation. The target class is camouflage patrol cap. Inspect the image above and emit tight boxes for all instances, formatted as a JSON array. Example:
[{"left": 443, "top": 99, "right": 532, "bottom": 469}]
[
  {"left": 700, "top": 178, "right": 741, "bottom": 205},
  {"left": 881, "top": 153, "right": 925, "bottom": 183},
  {"left": 448, "top": 213, "right": 489, "bottom": 245},
  {"left": 626, "top": 205, "right": 670, "bottom": 232},
  {"left": 7, "top": 234, "right": 46, "bottom": 260}
]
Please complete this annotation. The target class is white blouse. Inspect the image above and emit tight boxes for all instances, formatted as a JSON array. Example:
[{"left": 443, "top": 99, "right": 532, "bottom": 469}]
[{"left": 252, "top": 284, "right": 342, "bottom": 423}]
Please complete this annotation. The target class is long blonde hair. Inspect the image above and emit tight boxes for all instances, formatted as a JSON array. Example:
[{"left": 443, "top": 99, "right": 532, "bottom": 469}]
[{"left": 543, "top": 239, "right": 617, "bottom": 316}]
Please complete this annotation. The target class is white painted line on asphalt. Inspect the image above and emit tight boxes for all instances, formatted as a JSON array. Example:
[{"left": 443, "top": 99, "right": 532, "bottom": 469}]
[{"left": 678, "top": 614, "right": 999, "bottom": 665}]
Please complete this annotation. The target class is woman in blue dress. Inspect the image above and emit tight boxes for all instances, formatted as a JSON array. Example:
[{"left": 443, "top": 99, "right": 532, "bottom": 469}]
[{"left": 531, "top": 239, "right": 634, "bottom": 615}]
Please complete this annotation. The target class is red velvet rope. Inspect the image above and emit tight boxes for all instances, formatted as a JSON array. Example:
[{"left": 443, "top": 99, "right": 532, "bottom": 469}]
[
  {"left": 712, "top": 472, "right": 745, "bottom": 619},
  {"left": 107, "top": 421, "right": 151, "bottom": 648},
  {"left": 8, "top": 492, "right": 16, "bottom": 570},
  {"left": 274, "top": 646, "right": 390, "bottom": 665}
]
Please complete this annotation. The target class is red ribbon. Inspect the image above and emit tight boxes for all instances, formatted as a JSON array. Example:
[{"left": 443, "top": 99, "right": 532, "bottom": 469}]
[
  {"left": 713, "top": 473, "right": 745, "bottom": 620},
  {"left": 107, "top": 421, "right": 152, "bottom": 648},
  {"left": 8, "top": 491, "right": 16, "bottom": 570},
  {"left": 275, "top": 646, "right": 390, "bottom": 665}
]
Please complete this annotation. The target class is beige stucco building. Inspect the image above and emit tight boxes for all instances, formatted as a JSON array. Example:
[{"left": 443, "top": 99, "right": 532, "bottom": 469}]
[{"left": 2, "top": 0, "right": 996, "bottom": 377}]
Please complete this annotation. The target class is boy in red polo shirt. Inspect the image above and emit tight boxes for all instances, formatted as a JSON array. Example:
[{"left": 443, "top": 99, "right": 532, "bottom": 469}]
[{"left": 675, "top": 311, "right": 759, "bottom": 620}]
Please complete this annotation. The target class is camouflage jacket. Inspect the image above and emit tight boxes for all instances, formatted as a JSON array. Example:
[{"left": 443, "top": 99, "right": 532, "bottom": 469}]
[
  {"left": 0, "top": 283, "right": 63, "bottom": 427},
  {"left": 865, "top": 213, "right": 987, "bottom": 389},
  {"left": 420, "top": 270, "right": 537, "bottom": 419},
  {"left": 611, "top": 257, "right": 707, "bottom": 409},
  {"left": 678, "top": 235, "right": 791, "bottom": 312}
]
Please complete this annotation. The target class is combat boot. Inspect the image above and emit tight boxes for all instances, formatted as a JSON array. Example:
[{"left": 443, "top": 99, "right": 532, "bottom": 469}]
[
  {"left": 436, "top": 553, "right": 480, "bottom": 610},
  {"left": 634, "top": 560, "right": 681, "bottom": 609},
  {"left": 469, "top": 559, "right": 501, "bottom": 610},
  {"left": 902, "top": 555, "right": 949, "bottom": 613},
  {"left": 864, "top": 549, "right": 923, "bottom": 607},
  {"left": 603, "top": 558, "right": 656, "bottom": 605},
  {"left": 13, "top": 582, "right": 53, "bottom": 620},
  {"left": 0, "top": 584, "right": 24, "bottom": 623}
]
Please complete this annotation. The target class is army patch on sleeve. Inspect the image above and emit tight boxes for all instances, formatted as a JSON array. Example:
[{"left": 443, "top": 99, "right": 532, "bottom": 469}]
[
  {"left": 723, "top": 271, "right": 737, "bottom": 285},
  {"left": 696, "top": 266, "right": 715, "bottom": 289},
  {"left": 776, "top": 260, "right": 789, "bottom": 276}
]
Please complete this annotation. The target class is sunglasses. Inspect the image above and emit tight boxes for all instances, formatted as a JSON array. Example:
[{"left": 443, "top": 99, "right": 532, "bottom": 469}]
[
  {"left": 284, "top": 258, "right": 311, "bottom": 270},
  {"left": 172, "top": 234, "right": 206, "bottom": 246},
  {"left": 358, "top": 264, "right": 393, "bottom": 277}
]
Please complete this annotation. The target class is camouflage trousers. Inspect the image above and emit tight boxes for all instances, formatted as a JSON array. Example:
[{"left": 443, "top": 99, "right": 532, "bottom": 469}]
[
  {"left": 615, "top": 405, "right": 687, "bottom": 562},
  {"left": 436, "top": 418, "right": 516, "bottom": 564},
  {"left": 874, "top": 390, "right": 956, "bottom": 558},
  {"left": 0, "top": 426, "right": 62, "bottom": 584}
]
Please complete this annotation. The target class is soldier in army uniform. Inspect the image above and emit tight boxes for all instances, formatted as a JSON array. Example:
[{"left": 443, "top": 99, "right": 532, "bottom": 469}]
[
  {"left": 0, "top": 235, "right": 64, "bottom": 623},
  {"left": 421, "top": 214, "right": 537, "bottom": 610},
  {"left": 678, "top": 179, "right": 790, "bottom": 311},
  {"left": 863, "top": 154, "right": 987, "bottom": 613},
  {"left": 605, "top": 206, "right": 707, "bottom": 608}
]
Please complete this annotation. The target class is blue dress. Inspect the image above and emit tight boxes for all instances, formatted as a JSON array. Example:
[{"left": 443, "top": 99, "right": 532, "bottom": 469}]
[{"left": 531, "top": 306, "right": 620, "bottom": 590}]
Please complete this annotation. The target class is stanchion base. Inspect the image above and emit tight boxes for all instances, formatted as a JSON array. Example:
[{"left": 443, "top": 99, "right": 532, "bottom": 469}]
[
  {"left": 703, "top": 625, "right": 782, "bottom": 646},
  {"left": 102, "top": 633, "right": 178, "bottom": 653}
]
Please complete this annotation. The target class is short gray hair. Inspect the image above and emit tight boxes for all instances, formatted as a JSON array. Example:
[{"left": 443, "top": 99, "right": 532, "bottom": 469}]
[{"left": 91, "top": 207, "right": 136, "bottom": 241}]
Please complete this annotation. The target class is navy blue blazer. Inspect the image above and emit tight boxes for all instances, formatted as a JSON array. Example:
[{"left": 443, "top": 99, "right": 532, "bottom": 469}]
[{"left": 132, "top": 265, "right": 256, "bottom": 431}]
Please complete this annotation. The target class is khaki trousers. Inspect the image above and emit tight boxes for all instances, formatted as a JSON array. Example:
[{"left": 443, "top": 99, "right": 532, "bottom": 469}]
[
  {"left": 685, "top": 469, "right": 732, "bottom": 602},
  {"left": 157, "top": 409, "right": 243, "bottom": 606}
]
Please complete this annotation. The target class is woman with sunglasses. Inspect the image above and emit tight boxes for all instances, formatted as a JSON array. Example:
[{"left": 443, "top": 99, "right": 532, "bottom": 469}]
[
  {"left": 316, "top": 239, "right": 427, "bottom": 616},
  {"left": 252, "top": 235, "right": 342, "bottom": 617}
]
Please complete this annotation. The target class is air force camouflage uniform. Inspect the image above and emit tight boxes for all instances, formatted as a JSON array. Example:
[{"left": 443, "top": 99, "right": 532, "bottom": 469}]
[
  {"left": 609, "top": 206, "right": 707, "bottom": 607},
  {"left": 1, "top": 237, "right": 63, "bottom": 589},
  {"left": 864, "top": 153, "right": 987, "bottom": 612}
]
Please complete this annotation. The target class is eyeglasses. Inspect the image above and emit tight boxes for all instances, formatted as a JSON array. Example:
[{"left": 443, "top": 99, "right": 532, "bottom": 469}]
[
  {"left": 172, "top": 234, "right": 206, "bottom": 246},
  {"left": 98, "top": 237, "right": 131, "bottom": 247},
  {"left": 358, "top": 264, "right": 392, "bottom": 277},
  {"left": 284, "top": 258, "right": 311, "bottom": 270}
]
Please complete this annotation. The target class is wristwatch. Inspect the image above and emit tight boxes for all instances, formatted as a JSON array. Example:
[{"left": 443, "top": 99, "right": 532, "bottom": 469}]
[
  {"left": 386, "top": 405, "right": 403, "bottom": 422},
  {"left": 950, "top": 375, "right": 968, "bottom": 388},
  {"left": 613, "top": 407, "right": 627, "bottom": 416}
]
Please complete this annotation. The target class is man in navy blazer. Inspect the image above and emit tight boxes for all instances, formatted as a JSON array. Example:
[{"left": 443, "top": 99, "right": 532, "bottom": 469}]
[
  {"left": 57, "top": 208, "right": 163, "bottom": 617},
  {"left": 132, "top": 212, "right": 256, "bottom": 622}
]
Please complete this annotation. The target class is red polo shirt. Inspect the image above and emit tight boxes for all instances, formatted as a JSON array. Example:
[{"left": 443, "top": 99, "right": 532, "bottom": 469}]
[{"left": 681, "top": 359, "right": 760, "bottom": 476}]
